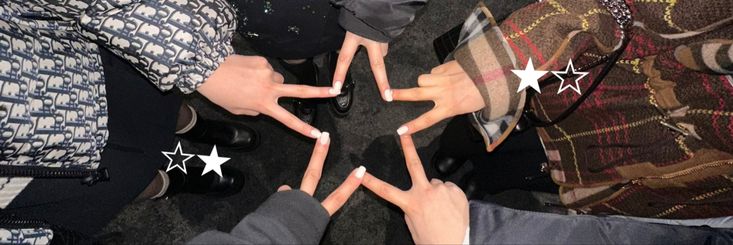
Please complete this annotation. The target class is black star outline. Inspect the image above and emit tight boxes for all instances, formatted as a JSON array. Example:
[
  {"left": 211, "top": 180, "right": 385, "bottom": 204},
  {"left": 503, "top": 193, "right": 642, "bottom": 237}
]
[{"left": 162, "top": 141, "right": 195, "bottom": 174}]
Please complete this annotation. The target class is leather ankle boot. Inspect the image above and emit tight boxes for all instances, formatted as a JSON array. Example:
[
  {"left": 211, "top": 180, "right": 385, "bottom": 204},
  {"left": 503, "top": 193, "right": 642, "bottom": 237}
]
[
  {"left": 163, "top": 166, "right": 245, "bottom": 198},
  {"left": 431, "top": 151, "right": 468, "bottom": 177},
  {"left": 179, "top": 115, "right": 260, "bottom": 151}
]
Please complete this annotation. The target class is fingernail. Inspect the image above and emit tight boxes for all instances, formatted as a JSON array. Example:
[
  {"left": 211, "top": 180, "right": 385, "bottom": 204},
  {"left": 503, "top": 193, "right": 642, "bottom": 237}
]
[
  {"left": 319, "top": 132, "right": 330, "bottom": 145},
  {"left": 396, "top": 126, "right": 408, "bottom": 135},
  {"left": 310, "top": 129, "right": 322, "bottom": 138},
  {"left": 329, "top": 88, "right": 341, "bottom": 95},
  {"left": 384, "top": 89, "right": 393, "bottom": 102},
  {"left": 355, "top": 165, "right": 366, "bottom": 179},
  {"left": 334, "top": 81, "right": 343, "bottom": 90}
]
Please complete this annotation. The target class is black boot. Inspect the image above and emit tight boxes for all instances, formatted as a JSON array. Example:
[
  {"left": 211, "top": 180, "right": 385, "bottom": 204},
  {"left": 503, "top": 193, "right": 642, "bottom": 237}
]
[
  {"left": 325, "top": 51, "right": 354, "bottom": 117},
  {"left": 279, "top": 59, "right": 319, "bottom": 125},
  {"left": 163, "top": 166, "right": 245, "bottom": 197},
  {"left": 431, "top": 151, "right": 468, "bottom": 177},
  {"left": 178, "top": 111, "right": 260, "bottom": 151}
]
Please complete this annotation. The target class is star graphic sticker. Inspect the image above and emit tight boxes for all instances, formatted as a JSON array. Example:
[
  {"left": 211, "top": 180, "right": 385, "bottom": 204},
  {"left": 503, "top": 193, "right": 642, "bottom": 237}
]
[
  {"left": 163, "top": 141, "right": 195, "bottom": 174},
  {"left": 198, "top": 145, "right": 230, "bottom": 177},
  {"left": 552, "top": 59, "right": 589, "bottom": 95},
  {"left": 512, "top": 58, "right": 548, "bottom": 93}
]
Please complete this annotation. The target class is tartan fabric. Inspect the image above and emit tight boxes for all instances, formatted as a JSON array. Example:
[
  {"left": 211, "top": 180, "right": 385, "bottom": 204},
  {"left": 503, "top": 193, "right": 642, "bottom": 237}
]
[
  {"left": 453, "top": 3, "right": 524, "bottom": 152},
  {"left": 454, "top": 0, "right": 733, "bottom": 218}
]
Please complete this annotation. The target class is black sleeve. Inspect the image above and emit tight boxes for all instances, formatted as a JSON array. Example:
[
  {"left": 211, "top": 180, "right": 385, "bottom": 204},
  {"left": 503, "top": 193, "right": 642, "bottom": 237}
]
[
  {"left": 468, "top": 201, "right": 733, "bottom": 245},
  {"left": 187, "top": 190, "right": 330, "bottom": 244},
  {"left": 332, "top": 0, "right": 427, "bottom": 42}
]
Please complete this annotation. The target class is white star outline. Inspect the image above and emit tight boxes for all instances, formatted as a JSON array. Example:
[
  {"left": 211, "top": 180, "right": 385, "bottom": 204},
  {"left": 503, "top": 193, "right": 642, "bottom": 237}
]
[
  {"left": 163, "top": 141, "right": 195, "bottom": 174},
  {"left": 512, "top": 58, "right": 548, "bottom": 94},
  {"left": 552, "top": 59, "right": 589, "bottom": 95},
  {"left": 198, "top": 145, "right": 230, "bottom": 177}
]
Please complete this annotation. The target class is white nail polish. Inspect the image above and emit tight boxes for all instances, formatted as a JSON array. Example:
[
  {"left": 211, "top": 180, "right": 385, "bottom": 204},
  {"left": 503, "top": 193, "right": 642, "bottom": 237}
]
[
  {"left": 329, "top": 88, "right": 341, "bottom": 95},
  {"left": 384, "top": 89, "right": 393, "bottom": 102},
  {"left": 355, "top": 166, "right": 366, "bottom": 179},
  {"left": 320, "top": 132, "right": 330, "bottom": 145},
  {"left": 334, "top": 81, "right": 343, "bottom": 90},
  {"left": 396, "top": 126, "right": 408, "bottom": 135},
  {"left": 310, "top": 129, "right": 322, "bottom": 138}
]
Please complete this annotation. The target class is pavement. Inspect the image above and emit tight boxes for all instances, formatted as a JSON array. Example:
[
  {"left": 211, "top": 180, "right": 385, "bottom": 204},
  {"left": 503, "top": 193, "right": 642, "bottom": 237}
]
[{"left": 101, "top": 0, "right": 540, "bottom": 244}]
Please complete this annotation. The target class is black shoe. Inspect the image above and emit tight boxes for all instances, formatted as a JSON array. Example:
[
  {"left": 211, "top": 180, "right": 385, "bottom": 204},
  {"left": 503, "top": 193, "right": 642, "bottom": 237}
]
[
  {"left": 431, "top": 151, "right": 467, "bottom": 177},
  {"left": 293, "top": 99, "right": 317, "bottom": 125},
  {"left": 325, "top": 51, "right": 354, "bottom": 117},
  {"left": 179, "top": 116, "right": 259, "bottom": 151},
  {"left": 163, "top": 166, "right": 245, "bottom": 197},
  {"left": 280, "top": 59, "right": 320, "bottom": 125}
]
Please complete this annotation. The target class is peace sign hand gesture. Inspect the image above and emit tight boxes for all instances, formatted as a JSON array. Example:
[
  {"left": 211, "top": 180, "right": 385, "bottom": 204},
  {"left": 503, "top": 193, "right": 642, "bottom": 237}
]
[
  {"left": 360, "top": 135, "right": 469, "bottom": 244},
  {"left": 278, "top": 132, "right": 366, "bottom": 216}
]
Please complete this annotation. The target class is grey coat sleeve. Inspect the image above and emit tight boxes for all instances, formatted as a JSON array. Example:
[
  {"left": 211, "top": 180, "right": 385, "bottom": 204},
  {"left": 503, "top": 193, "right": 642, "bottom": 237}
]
[
  {"left": 469, "top": 201, "right": 733, "bottom": 245},
  {"left": 187, "top": 190, "right": 330, "bottom": 244},
  {"left": 332, "top": 0, "right": 427, "bottom": 42}
]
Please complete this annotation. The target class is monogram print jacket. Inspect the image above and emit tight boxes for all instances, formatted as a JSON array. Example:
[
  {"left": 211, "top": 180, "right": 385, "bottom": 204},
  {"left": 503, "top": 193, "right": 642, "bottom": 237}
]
[{"left": 0, "top": 0, "right": 236, "bottom": 170}]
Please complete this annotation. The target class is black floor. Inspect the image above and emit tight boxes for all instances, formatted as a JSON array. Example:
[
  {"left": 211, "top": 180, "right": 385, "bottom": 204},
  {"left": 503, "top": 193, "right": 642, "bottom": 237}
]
[{"left": 101, "top": 1, "right": 540, "bottom": 244}]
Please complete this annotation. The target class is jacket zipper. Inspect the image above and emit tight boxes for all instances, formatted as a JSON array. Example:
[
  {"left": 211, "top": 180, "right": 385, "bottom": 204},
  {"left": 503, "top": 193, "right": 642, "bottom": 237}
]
[
  {"left": 631, "top": 160, "right": 733, "bottom": 183},
  {"left": 0, "top": 166, "right": 110, "bottom": 186},
  {"left": 0, "top": 216, "right": 50, "bottom": 229}
]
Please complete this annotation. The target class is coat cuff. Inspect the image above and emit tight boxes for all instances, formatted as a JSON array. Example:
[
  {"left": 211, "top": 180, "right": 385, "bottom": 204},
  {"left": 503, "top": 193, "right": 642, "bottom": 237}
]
[
  {"left": 453, "top": 3, "right": 525, "bottom": 152},
  {"left": 230, "top": 190, "right": 330, "bottom": 244},
  {"left": 338, "top": 10, "right": 392, "bottom": 43}
]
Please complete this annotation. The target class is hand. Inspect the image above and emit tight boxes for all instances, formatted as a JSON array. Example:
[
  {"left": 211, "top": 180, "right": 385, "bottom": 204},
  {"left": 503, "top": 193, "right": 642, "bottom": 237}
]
[
  {"left": 393, "top": 61, "right": 485, "bottom": 135},
  {"left": 332, "top": 32, "right": 392, "bottom": 101},
  {"left": 198, "top": 55, "right": 338, "bottom": 138},
  {"left": 361, "top": 135, "right": 469, "bottom": 244},
  {"left": 278, "top": 132, "right": 367, "bottom": 216}
]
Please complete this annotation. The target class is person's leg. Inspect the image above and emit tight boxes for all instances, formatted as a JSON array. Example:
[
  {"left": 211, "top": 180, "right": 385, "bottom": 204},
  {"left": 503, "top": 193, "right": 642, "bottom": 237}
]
[
  {"left": 5, "top": 48, "right": 183, "bottom": 235},
  {"left": 231, "top": 0, "right": 354, "bottom": 118}
]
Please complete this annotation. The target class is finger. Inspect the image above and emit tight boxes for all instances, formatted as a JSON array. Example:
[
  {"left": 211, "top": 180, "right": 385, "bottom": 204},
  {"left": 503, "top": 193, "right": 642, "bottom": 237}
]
[
  {"left": 266, "top": 105, "right": 321, "bottom": 139},
  {"left": 417, "top": 74, "right": 442, "bottom": 87},
  {"left": 277, "top": 185, "right": 292, "bottom": 192},
  {"left": 300, "top": 132, "right": 331, "bottom": 195},
  {"left": 430, "top": 178, "right": 444, "bottom": 185},
  {"left": 332, "top": 36, "right": 360, "bottom": 87},
  {"left": 365, "top": 43, "right": 391, "bottom": 100},
  {"left": 380, "top": 43, "right": 389, "bottom": 56},
  {"left": 391, "top": 87, "right": 437, "bottom": 102},
  {"left": 361, "top": 172, "right": 408, "bottom": 208},
  {"left": 321, "top": 166, "right": 367, "bottom": 216},
  {"left": 238, "top": 109, "right": 260, "bottom": 116},
  {"left": 397, "top": 107, "right": 448, "bottom": 136},
  {"left": 272, "top": 72, "right": 285, "bottom": 84},
  {"left": 275, "top": 84, "right": 334, "bottom": 99},
  {"left": 398, "top": 135, "right": 429, "bottom": 187}
]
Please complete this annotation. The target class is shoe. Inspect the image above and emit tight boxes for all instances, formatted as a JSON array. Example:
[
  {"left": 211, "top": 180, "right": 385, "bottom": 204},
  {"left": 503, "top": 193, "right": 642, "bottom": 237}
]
[
  {"left": 431, "top": 151, "right": 467, "bottom": 177},
  {"left": 179, "top": 115, "right": 260, "bottom": 151},
  {"left": 325, "top": 51, "right": 354, "bottom": 116},
  {"left": 163, "top": 166, "right": 245, "bottom": 197},
  {"left": 279, "top": 59, "right": 320, "bottom": 125},
  {"left": 293, "top": 99, "right": 317, "bottom": 125}
]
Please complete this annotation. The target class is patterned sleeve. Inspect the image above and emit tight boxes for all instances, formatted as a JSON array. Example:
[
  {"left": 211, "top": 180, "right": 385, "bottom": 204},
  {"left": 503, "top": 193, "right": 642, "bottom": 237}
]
[
  {"left": 452, "top": 0, "right": 619, "bottom": 151},
  {"left": 77, "top": 0, "right": 236, "bottom": 94}
]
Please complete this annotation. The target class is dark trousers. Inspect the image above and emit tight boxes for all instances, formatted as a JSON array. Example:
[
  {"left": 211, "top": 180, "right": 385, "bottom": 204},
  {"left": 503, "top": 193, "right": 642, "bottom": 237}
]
[
  {"left": 437, "top": 115, "right": 557, "bottom": 197},
  {"left": 230, "top": 0, "right": 345, "bottom": 59},
  {"left": 5, "top": 48, "right": 182, "bottom": 235}
]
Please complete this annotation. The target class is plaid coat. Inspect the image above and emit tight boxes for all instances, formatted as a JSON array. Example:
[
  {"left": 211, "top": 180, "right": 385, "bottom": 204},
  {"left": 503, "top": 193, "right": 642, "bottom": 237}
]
[{"left": 454, "top": 0, "right": 733, "bottom": 218}]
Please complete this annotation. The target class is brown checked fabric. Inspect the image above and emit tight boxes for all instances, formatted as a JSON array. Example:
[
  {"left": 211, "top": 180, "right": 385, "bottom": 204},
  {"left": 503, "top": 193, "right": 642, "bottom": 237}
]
[{"left": 454, "top": 0, "right": 733, "bottom": 219}]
